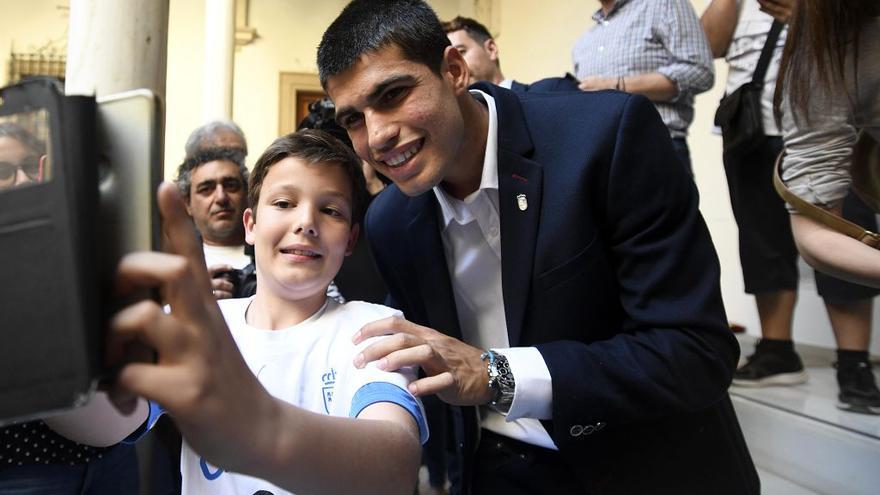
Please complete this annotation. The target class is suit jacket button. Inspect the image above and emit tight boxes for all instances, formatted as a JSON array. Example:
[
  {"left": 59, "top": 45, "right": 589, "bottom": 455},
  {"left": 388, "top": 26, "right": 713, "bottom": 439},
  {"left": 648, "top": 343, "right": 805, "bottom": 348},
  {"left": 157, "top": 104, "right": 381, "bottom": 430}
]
[{"left": 570, "top": 425, "right": 584, "bottom": 437}]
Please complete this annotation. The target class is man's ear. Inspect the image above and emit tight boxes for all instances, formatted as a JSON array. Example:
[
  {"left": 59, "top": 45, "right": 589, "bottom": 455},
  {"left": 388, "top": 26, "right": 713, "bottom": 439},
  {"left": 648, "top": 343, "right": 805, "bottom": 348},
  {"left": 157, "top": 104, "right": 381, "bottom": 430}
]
[
  {"left": 443, "top": 45, "right": 470, "bottom": 94},
  {"left": 484, "top": 39, "right": 499, "bottom": 63},
  {"left": 243, "top": 207, "right": 256, "bottom": 246},
  {"left": 345, "top": 223, "right": 360, "bottom": 256}
]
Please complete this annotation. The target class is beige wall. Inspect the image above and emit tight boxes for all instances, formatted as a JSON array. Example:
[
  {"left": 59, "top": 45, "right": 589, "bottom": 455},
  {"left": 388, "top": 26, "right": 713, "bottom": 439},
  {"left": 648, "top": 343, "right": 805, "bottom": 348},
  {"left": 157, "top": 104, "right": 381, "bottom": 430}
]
[
  {"left": 0, "top": 0, "right": 69, "bottom": 88},
  {"left": 165, "top": 0, "right": 461, "bottom": 173}
]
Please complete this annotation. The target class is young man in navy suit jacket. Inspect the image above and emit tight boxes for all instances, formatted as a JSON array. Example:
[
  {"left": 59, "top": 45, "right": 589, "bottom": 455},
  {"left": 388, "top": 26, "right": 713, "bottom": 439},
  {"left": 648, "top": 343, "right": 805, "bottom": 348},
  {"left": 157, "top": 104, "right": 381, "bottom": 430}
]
[{"left": 319, "top": 1, "right": 759, "bottom": 493}]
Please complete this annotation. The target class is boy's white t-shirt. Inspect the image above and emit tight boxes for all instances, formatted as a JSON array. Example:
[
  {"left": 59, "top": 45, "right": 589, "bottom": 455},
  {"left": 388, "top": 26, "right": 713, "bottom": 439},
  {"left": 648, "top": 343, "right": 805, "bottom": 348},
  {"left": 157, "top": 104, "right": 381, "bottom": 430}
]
[{"left": 179, "top": 296, "right": 428, "bottom": 495}]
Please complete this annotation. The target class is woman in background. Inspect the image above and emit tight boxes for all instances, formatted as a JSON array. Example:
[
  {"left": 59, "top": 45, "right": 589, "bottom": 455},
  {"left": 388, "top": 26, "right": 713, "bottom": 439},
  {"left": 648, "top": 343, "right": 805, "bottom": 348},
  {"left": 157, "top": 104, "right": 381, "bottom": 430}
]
[
  {"left": 776, "top": 0, "right": 880, "bottom": 415},
  {"left": 777, "top": 0, "right": 880, "bottom": 286}
]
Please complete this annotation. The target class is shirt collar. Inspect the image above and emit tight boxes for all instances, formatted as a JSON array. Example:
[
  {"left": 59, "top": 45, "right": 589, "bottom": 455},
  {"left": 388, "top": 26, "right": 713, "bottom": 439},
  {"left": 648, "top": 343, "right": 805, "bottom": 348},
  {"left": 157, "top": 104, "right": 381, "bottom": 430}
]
[
  {"left": 592, "top": 0, "right": 630, "bottom": 22},
  {"left": 433, "top": 89, "right": 499, "bottom": 229}
]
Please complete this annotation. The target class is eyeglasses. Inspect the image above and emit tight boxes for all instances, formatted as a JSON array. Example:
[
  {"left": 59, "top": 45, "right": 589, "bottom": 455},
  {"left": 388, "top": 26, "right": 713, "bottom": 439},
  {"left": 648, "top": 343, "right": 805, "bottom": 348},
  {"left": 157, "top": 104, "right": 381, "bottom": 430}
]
[{"left": 0, "top": 156, "right": 42, "bottom": 183}]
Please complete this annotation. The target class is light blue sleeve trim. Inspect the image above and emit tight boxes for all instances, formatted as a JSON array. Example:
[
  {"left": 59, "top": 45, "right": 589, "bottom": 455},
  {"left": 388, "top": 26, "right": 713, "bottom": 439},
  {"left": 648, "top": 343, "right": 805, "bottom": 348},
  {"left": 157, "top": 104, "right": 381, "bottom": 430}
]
[
  {"left": 349, "top": 382, "right": 429, "bottom": 445},
  {"left": 121, "top": 401, "right": 165, "bottom": 444}
]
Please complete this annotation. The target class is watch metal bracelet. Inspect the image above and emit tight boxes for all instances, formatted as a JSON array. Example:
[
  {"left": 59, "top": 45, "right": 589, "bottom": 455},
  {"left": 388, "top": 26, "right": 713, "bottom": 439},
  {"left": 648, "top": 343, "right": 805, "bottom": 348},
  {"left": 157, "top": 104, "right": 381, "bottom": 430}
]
[{"left": 480, "top": 349, "right": 515, "bottom": 414}]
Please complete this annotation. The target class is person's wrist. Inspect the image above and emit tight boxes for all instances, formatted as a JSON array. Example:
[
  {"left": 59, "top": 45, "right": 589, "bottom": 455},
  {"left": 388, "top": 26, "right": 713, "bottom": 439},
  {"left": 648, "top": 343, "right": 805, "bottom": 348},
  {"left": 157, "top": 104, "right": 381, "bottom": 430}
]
[{"left": 480, "top": 350, "right": 515, "bottom": 414}]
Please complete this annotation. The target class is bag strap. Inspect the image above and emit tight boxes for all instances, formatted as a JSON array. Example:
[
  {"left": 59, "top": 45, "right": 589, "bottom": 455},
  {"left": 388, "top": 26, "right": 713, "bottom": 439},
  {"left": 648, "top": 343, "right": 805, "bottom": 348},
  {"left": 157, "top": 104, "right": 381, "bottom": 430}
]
[
  {"left": 752, "top": 21, "right": 784, "bottom": 85},
  {"left": 773, "top": 151, "right": 880, "bottom": 249},
  {"left": 850, "top": 131, "right": 880, "bottom": 212}
]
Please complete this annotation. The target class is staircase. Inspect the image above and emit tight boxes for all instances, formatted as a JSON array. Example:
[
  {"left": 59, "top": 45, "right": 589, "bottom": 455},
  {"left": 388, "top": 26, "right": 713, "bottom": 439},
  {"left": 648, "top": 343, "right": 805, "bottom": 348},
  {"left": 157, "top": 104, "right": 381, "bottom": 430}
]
[{"left": 730, "top": 337, "right": 880, "bottom": 495}]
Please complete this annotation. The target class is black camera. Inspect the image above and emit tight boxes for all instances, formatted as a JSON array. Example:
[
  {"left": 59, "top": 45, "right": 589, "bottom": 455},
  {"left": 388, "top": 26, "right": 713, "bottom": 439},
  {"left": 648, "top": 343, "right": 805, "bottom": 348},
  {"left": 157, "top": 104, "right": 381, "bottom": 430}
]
[{"left": 213, "top": 265, "right": 256, "bottom": 298}]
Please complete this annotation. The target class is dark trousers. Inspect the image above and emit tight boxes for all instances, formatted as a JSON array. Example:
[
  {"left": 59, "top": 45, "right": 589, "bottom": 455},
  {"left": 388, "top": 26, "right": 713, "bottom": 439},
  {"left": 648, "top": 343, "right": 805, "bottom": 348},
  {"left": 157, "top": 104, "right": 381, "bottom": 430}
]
[
  {"left": 421, "top": 395, "right": 449, "bottom": 489},
  {"left": 724, "top": 137, "right": 798, "bottom": 293},
  {"left": 723, "top": 136, "right": 879, "bottom": 302},
  {"left": 671, "top": 137, "right": 692, "bottom": 174},
  {"left": 814, "top": 192, "right": 880, "bottom": 303},
  {"left": 0, "top": 443, "right": 138, "bottom": 495},
  {"left": 146, "top": 416, "right": 182, "bottom": 495},
  {"left": 469, "top": 429, "right": 585, "bottom": 495}
]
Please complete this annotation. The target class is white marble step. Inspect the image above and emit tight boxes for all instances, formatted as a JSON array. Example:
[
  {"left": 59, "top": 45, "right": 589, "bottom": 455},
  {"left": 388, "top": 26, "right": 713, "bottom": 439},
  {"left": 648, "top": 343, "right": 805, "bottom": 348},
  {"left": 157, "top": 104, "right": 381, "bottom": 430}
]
[
  {"left": 757, "top": 468, "right": 821, "bottom": 495},
  {"left": 731, "top": 337, "right": 880, "bottom": 495}
]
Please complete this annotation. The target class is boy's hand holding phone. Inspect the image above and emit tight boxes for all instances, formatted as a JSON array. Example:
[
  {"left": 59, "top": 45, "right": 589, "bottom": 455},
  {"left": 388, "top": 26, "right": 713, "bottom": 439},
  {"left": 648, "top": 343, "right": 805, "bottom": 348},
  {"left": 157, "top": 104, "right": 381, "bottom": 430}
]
[{"left": 106, "top": 182, "right": 278, "bottom": 475}]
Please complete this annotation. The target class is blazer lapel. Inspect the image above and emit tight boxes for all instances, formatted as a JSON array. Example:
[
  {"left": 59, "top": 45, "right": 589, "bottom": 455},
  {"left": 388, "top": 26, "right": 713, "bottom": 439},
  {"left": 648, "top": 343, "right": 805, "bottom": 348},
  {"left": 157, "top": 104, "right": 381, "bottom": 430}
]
[
  {"left": 498, "top": 151, "right": 542, "bottom": 347},
  {"left": 405, "top": 194, "right": 464, "bottom": 341},
  {"left": 488, "top": 85, "right": 544, "bottom": 347}
]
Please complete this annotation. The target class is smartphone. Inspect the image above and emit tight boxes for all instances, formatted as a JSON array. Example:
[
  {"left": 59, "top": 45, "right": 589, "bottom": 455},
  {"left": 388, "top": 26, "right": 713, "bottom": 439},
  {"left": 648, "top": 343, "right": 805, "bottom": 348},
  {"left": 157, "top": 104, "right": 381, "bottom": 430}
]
[
  {"left": 95, "top": 89, "right": 164, "bottom": 286},
  {"left": 0, "top": 82, "right": 162, "bottom": 424}
]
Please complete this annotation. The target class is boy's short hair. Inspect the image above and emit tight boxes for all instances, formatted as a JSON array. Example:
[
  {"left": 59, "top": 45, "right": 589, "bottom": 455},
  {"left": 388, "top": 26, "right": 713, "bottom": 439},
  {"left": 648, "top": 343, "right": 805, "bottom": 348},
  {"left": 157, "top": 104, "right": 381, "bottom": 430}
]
[
  {"left": 248, "top": 129, "right": 368, "bottom": 226},
  {"left": 317, "top": 0, "right": 450, "bottom": 87},
  {"left": 441, "top": 16, "right": 493, "bottom": 44},
  {"left": 174, "top": 147, "right": 249, "bottom": 202}
]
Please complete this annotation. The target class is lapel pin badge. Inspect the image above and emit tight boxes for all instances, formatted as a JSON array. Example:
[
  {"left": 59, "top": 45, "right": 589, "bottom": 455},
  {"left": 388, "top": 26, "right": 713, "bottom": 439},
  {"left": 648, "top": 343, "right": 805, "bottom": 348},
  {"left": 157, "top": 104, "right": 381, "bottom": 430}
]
[{"left": 516, "top": 193, "right": 528, "bottom": 211}]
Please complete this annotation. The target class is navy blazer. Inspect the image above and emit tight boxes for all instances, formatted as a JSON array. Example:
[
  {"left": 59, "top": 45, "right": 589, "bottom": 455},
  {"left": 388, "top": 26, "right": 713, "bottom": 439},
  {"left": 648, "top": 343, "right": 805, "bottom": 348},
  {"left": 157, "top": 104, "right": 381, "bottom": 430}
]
[
  {"left": 509, "top": 75, "right": 579, "bottom": 93},
  {"left": 365, "top": 83, "right": 758, "bottom": 494}
]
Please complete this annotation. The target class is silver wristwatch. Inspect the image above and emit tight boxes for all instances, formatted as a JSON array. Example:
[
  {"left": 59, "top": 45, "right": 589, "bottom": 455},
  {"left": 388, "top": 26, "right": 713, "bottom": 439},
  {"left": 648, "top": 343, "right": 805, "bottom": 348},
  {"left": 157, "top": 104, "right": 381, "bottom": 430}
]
[{"left": 480, "top": 350, "right": 515, "bottom": 414}]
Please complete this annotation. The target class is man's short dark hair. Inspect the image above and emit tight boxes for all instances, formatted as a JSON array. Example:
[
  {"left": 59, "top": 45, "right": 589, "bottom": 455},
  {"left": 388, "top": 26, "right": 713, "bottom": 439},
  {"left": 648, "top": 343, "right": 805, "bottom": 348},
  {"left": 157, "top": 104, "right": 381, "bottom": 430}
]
[
  {"left": 441, "top": 16, "right": 492, "bottom": 44},
  {"left": 317, "top": 0, "right": 450, "bottom": 87},
  {"left": 248, "top": 129, "right": 368, "bottom": 227},
  {"left": 175, "top": 147, "right": 249, "bottom": 202}
]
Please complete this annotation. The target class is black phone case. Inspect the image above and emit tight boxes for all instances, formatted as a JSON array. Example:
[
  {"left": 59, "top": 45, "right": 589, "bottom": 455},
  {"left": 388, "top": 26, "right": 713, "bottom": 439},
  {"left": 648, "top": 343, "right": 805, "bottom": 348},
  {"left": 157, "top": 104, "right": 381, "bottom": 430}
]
[{"left": 0, "top": 78, "right": 100, "bottom": 423}]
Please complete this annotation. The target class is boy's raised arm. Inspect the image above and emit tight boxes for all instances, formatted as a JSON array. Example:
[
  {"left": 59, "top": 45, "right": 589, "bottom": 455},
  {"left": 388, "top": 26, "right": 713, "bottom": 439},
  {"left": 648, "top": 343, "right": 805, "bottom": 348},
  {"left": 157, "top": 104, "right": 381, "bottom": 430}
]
[{"left": 107, "top": 182, "right": 420, "bottom": 495}]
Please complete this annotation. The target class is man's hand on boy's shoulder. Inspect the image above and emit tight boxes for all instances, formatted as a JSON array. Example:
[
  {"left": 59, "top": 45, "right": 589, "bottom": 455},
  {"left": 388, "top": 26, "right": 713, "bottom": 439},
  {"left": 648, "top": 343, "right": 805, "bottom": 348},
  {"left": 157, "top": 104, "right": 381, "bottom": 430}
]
[
  {"left": 106, "top": 182, "right": 276, "bottom": 474},
  {"left": 352, "top": 316, "right": 493, "bottom": 407}
]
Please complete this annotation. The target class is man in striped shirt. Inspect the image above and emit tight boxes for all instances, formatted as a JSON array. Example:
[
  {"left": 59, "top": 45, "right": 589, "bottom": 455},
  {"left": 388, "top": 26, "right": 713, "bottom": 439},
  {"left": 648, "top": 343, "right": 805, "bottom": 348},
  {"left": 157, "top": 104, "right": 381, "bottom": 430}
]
[{"left": 572, "top": 0, "right": 714, "bottom": 172}]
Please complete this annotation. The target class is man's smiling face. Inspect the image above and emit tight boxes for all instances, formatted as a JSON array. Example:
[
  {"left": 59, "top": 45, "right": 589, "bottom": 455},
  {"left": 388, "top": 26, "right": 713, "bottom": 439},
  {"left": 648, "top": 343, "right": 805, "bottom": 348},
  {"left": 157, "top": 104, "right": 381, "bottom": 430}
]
[{"left": 326, "top": 44, "right": 471, "bottom": 197}]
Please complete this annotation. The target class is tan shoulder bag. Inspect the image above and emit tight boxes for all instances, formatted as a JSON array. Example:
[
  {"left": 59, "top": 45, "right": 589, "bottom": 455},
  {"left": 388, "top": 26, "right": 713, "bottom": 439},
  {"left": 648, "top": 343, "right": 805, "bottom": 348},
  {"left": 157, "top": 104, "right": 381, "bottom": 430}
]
[{"left": 773, "top": 131, "right": 880, "bottom": 248}]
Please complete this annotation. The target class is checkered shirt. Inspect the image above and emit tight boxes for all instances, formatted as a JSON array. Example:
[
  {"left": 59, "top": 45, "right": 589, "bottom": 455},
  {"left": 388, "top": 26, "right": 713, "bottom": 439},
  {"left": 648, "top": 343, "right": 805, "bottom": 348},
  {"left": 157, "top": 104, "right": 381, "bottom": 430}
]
[{"left": 571, "top": 0, "right": 714, "bottom": 138}]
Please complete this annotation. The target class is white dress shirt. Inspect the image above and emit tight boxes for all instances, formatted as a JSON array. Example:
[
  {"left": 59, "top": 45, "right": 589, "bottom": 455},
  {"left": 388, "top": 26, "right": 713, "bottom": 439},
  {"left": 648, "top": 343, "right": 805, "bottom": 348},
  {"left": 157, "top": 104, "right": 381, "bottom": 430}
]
[{"left": 432, "top": 90, "right": 557, "bottom": 450}]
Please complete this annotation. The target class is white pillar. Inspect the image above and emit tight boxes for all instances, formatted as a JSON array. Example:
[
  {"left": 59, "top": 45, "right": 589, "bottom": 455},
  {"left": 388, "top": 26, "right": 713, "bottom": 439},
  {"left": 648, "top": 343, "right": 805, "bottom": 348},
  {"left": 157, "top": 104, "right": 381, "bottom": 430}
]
[
  {"left": 65, "top": 0, "right": 169, "bottom": 98},
  {"left": 64, "top": 4, "right": 170, "bottom": 494},
  {"left": 203, "top": 0, "right": 236, "bottom": 121}
]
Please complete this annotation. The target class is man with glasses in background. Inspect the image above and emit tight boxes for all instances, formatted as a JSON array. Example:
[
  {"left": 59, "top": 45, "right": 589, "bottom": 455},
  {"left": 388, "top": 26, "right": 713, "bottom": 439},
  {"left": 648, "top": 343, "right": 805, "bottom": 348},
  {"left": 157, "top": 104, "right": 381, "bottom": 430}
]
[{"left": 0, "top": 122, "right": 45, "bottom": 190}]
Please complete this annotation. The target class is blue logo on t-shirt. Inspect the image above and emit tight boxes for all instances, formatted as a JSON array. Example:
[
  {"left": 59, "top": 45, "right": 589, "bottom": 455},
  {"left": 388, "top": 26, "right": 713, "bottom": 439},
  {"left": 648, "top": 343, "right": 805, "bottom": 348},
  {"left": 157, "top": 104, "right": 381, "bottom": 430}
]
[
  {"left": 322, "top": 368, "right": 337, "bottom": 413},
  {"left": 200, "top": 457, "right": 224, "bottom": 480}
]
